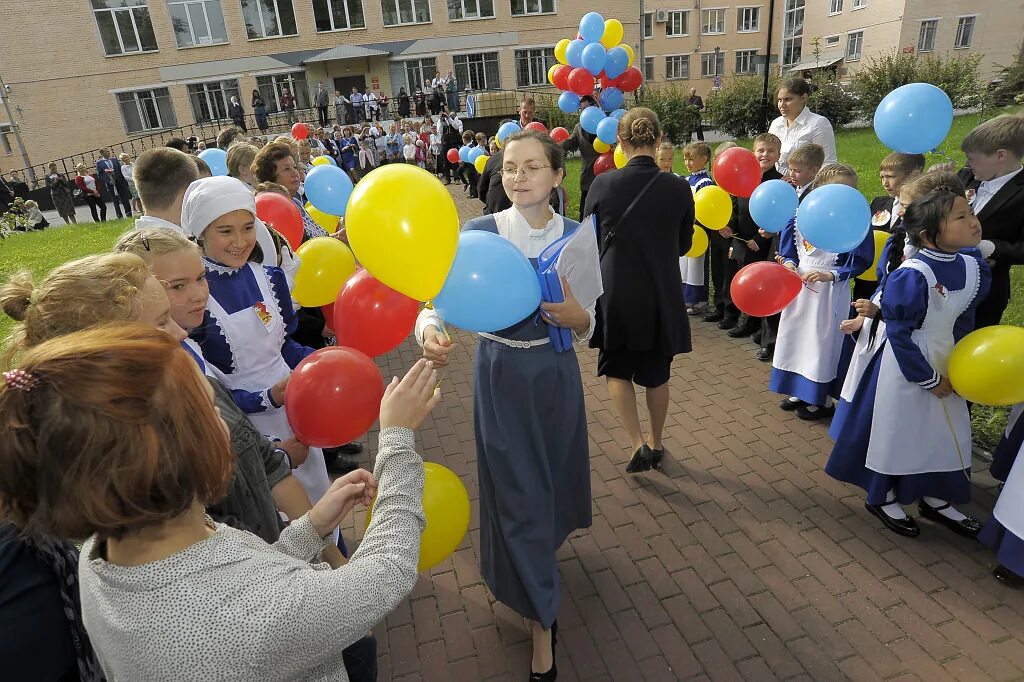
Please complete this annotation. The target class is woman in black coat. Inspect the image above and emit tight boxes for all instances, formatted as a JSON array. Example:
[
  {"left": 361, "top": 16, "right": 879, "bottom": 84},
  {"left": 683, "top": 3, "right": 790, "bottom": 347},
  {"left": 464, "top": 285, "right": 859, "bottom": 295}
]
[
  {"left": 228, "top": 96, "right": 247, "bottom": 132},
  {"left": 585, "top": 107, "right": 694, "bottom": 474}
]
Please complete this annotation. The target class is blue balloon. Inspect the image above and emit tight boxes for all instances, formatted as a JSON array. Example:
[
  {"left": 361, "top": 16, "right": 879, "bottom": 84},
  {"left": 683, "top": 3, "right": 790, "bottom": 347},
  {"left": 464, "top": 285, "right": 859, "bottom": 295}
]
[
  {"left": 798, "top": 184, "right": 871, "bottom": 253},
  {"left": 458, "top": 145, "right": 471, "bottom": 163},
  {"left": 580, "top": 106, "right": 605, "bottom": 135},
  {"left": 596, "top": 117, "right": 619, "bottom": 145},
  {"left": 565, "top": 39, "right": 586, "bottom": 69},
  {"left": 605, "top": 46, "right": 629, "bottom": 80},
  {"left": 469, "top": 146, "right": 485, "bottom": 162},
  {"left": 433, "top": 231, "right": 542, "bottom": 332},
  {"left": 304, "top": 165, "right": 354, "bottom": 216},
  {"left": 599, "top": 87, "right": 624, "bottom": 113},
  {"left": 323, "top": 155, "right": 338, "bottom": 166},
  {"left": 198, "top": 148, "right": 227, "bottom": 176},
  {"left": 558, "top": 91, "right": 581, "bottom": 114},
  {"left": 497, "top": 121, "right": 522, "bottom": 144},
  {"left": 748, "top": 179, "right": 798, "bottom": 234},
  {"left": 873, "top": 82, "right": 954, "bottom": 154},
  {"left": 581, "top": 43, "right": 607, "bottom": 75},
  {"left": 610, "top": 108, "right": 627, "bottom": 120},
  {"left": 579, "top": 12, "right": 605, "bottom": 43}
]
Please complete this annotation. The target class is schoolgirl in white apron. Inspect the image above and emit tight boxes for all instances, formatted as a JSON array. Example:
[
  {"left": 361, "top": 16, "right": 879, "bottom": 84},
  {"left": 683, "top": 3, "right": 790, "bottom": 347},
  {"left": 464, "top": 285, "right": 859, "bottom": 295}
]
[
  {"left": 979, "top": 440, "right": 1024, "bottom": 588},
  {"left": 682, "top": 172, "right": 713, "bottom": 311}
]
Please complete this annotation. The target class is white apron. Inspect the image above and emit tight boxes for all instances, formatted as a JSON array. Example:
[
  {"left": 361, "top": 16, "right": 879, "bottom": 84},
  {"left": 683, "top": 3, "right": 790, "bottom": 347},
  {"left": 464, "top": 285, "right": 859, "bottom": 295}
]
[
  {"left": 994, "top": 441, "right": 1024, "bottom": 542},
  {"left": 839, "top": 290, "right": 885, "bottom": 403},
  {"left": 866, "top": 256, "right": 979, "bottom": 476},
  {"left": 773, "top": 231, "right": 849, "bottom": 383},
  {"left": 1003, "top": 403, "right": 1024, "bottom": 439},
  {"left": 679, "top": 255, "right": 705, "bottom": 288},
  {"left": 205, "top": 264, "right": 332, "bottom": 528}
]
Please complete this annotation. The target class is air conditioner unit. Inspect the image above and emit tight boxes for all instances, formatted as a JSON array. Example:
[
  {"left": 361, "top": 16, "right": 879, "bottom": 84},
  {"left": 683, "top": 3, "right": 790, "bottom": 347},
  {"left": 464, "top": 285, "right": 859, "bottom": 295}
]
[{"left": 655, "top": 9, "right": 669, "bottom": 23}]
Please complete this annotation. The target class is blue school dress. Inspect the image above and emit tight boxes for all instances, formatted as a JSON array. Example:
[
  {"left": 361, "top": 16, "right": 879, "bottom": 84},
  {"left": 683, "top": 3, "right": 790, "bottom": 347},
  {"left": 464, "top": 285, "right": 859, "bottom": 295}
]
[
  {"left": 770, "top": 217, "right": 874, "bottom": 406},
  {"left": 681, "top": 170, "right": 714, "bottom": 305},
  {"left": 990, "top": 403, "right": 1023, "bottom": 482},
  {"left": 825, "top": 249, "right": 990, "bottom": 505},
  {"left": 979, "top": 436, "right": 1024, "bottom": 576}
]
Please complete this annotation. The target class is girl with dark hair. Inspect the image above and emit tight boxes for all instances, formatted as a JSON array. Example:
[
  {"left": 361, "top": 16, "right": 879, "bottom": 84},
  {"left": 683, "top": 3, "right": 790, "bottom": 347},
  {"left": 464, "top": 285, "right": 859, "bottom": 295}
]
[
  {"left": 252, "top": 90, "right": 269, "bottom": 134},
  {"left": 768, "top": 77, "right": 838, "bottom": 174}
]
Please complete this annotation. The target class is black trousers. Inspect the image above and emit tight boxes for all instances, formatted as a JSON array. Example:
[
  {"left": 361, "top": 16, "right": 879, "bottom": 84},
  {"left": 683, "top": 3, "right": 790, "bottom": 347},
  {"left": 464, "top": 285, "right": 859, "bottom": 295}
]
[
  {"left": 578, "top": 188, "right": 589, "bottom": 221},
  {"left": 343, "top": 635, "right": 378, "bottom": 682},
  {"left": 707, "top": 229, "right": 738, "bottom": 319},
  {"left": 85, "top": 194, "right": 106, "bottom": 222},
  {"left": 317, "top": 106, "right": 329, "bottom": 126}
]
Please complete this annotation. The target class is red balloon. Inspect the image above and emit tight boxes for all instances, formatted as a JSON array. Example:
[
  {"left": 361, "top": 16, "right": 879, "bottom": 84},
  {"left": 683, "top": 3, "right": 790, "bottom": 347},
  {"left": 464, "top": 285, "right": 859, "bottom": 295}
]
[
  {"left": 730, "top": 262, "right": 804, "bottom": 318},
  {"left": 446, "top": 148, "right": 460, "bottom": 164},
  {"left": 321, "top": 302, "right": 335, "bottom": 330},
  {"left": 567, "top": 68, "right": 595, "bottom": 96},
  {"left": 713, "top": 147, "right": 762, "bottom": 198},
  {"left": 333, "top": 270, "right": 420, "bottom": 358},
  {"left": 286, "top": 346, "right": 385, "bottom": 448},
  {"left": 594, "top": 152, "right": 615, "bottom": 176},
  {"left": 549, "top": 127, "right": 570, "bottom": 143},
  {"left": 254, "top": 192, "right": 303, "bottom": 250},
  {"left": 599, "top": 72, "right": 617, "bottom": 90},
  {"left": 551, "top": 64, "right": 572, "bottom": 91},
  {"left": 525, "top": 121, "right": 548, "bottom": 134},
  {"left": 618, "top": 67, "right": 644, "bottom": 93},
  {"left": 291, "top": 122, "right": 310, "bottom": 140}
]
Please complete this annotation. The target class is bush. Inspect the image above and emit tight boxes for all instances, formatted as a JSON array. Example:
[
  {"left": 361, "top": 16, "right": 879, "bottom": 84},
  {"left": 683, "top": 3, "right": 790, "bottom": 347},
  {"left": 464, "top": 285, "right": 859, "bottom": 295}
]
[
  {"left": 850, "top": 50, "right": 983, "bottom": 116},
  {"left": 989, "top": 42, "right": 1024, "bottom": 107},
  {"left": 636, "top": 85, "right": 701, "bottom": 144},
  {"left": 807, "top": 76, "right": 859, "bottom": 129},
  {"left": 535, "top": 101, "right": 576, "bottom": 133},
  {"left": 704, "top": 76, "right": 773, "bottom": 138}
]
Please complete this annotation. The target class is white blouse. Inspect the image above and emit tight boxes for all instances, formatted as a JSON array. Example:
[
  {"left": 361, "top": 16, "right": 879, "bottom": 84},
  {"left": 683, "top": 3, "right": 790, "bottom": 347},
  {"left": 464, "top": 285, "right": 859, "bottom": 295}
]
[{"left": 769, "top": 107, "right": 838, "bottom": 175}]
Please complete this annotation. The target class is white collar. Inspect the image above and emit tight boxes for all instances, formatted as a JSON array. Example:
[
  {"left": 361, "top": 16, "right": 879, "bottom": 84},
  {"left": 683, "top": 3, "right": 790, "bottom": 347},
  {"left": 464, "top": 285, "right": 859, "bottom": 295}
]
[
  {"left": 135, "top": 214, "right": 186, "bottom": 235},
  {"left": 920, "top": 248, "right": 956, "bottom": 262},
  {"left": 791, "top": 107, "right": 815, "bottom": 128},
  {"left": 509, "top": 205, "right": 560, "bottom": 239},
  {"left": 980, "top": 166, "right": 1023, "bottom": 193}
]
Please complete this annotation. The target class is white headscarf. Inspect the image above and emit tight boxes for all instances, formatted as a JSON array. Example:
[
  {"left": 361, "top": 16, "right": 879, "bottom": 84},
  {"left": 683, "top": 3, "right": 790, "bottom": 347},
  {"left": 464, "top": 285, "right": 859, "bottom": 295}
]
[{"left": 180, "top": 176, "right": 277, "bottom": 268}]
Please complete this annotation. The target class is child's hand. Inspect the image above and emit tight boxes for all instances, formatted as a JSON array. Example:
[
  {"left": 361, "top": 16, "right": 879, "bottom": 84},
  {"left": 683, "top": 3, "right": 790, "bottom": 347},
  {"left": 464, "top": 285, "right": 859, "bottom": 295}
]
[
  {"left": 803, "top": 271, "right": 834, "bottom": 283},
  {"left": 423, "top": 328, "right": 454, "bottom": 367},
  {"left": 852, "top": 299, "right": 879, "bottom": 318},
  {"left": 758, "top": 228, "right": 771, "bottom": 238},
  {"left": 270, "top": 375, "right": 290, "bottom": 407},
  {"left": 746, "top": 239, "right": 760, "bottom": 252},
  {"left": 718, "top": 226, "right": 734, "bottom": 238},
  {"left": 929, "top": 376, "right": 954, "bottom": 399},
  {"left": 379, "top": 359, "right": 442, "bottom": 431},
  {"left": 277, "top": 436, "right": 309, "bottom": 468},
  {"left": 839, "top": 316, "right": 865, "bottom": 334}
]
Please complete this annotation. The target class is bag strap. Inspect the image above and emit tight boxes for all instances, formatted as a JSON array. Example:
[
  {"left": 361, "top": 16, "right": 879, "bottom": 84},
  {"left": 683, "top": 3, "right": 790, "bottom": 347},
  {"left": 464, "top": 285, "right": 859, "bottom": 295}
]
[{"left": 600, "top": 171, "right": 662, "bottom": 258}]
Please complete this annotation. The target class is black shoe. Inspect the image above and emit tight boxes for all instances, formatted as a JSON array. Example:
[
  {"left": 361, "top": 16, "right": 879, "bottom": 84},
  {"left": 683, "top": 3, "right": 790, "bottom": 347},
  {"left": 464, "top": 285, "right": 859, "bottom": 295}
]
[
  {"left": 626, "top": 445, "right": 653, "bottom": 473},
  {"left": 864, "top": 501, "right": 920, "bottom": 537},
  {"left": 917, "top": 501, "right": 983, "bottom": 538},
  {"left": 795, "top": 403, "right": 836, "bottom": 421},
  {"left": 728, "top": 322, "right": 758, "bottom": 338},
  {"left": 756, "top": 345, "right": 774, "bottom": 362},
  {"left": 339, "top": 442, "right": 363, "bottom": 456},
  {"left": 994, "top": 564, "right": 1024, "bottom": 588},
  {"left": 650, "top": 447, "right": 664, "bottom": 469},
  {"left": 703, "top": 310, "right": 725, "bottom": 323},
  {"left": 718, "top": 316, "right": 739, "bottom": 330},
  {"left": 779, "top": 397, "right": 806, "bottom": 411},
  {"left": 752, "top": 331, "right": 762, "bottom": 345},
  {"left": 529, "top": 620, "right": 558, "bottom": 681}
]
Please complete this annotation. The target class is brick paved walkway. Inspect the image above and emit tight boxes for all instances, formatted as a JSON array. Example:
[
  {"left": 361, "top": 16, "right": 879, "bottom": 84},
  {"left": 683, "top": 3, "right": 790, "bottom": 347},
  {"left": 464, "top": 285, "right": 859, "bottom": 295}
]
[{"left": 344, "top": 185, "right": 1024, "bottom": 681}]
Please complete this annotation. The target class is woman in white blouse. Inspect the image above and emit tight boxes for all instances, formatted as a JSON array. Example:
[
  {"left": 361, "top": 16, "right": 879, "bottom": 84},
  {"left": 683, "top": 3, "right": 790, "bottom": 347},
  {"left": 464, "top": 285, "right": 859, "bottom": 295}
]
[{"left": 768, "top": 77, "right": 838, "bottom": 175}]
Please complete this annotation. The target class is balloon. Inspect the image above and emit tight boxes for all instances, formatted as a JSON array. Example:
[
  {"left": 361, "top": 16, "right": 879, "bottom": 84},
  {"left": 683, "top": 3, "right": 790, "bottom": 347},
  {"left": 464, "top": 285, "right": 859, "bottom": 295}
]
[
  {"left": 605, "top": 46, "right": 630, "bottom": 80},
  {"left": 593, "top": 138, "right": 611, "bottom": 154},
  {"left": 712, "top": 147, "right": 762, "bottom": 198},
  {"left": 596, "top": 117, "right": 619, "bottom": 145},
  {"left": 305, "top": 202, "right": 341, "bottom": 234},
  {"left": 558, "top": 91, "right": 582, "bottom": 114},
  {"left": 468, "top": 146, "right": 485, "bottom": 163},
  {"left": 580, "top": 105, "right": 605, "bottom": 134},
  {"left": 694, "top": 186, "right": 733, "bottom": 230},
  {"left": 614, "top": 144, "right": 627, "bottom": 168},
  {"left": 599, "top": 87, "right": 624, "bottom": 113},
  {"left": 730, "top": 262, "right": 804, "bottom": 317},
  {"left": 346, "top": 164, "right": 459, "bottom": 301},
  {"left": 286, "top": 346, "right": 384, "bottom": 448},
  {"left": 684, "top": 225, "right": 709, "bottom": 258},
  {"left": 550, "top": 127, "right": 571, "bottom": 143},
  {"left": 547, "top": 63, "right": 560, "bottom": 87},
  {"left": 474, "top": 154, "right": 489, "bottom": 174},
  {"left": 446, "top": 148, "right": 460, "bottom": 164},
  {"left": 610, "top": 108, "right": 627, "bottom": 120},
  {"left": 601, "top": 18, "right": 624, "bottom": 48},
  {"left": 579, "top": 12, "right": 606, "bottom": 43},
  {"left": 554, "top": 38, "right": 571, "bottom": 65},
  {"left": 458, "top": 145, "right": 471, "bottom": 163},
  {"left": 581, "top": 43, "right": 607, "bottom": 75},
  {"left": 565, "top": 39, "right": 586, "bottom": 69},
  {"left": 304, "top": 164, "right": 354, "bottom": 217},
  {"left": 198, "top": 148, "right": 227, "bottom": 176},
  {"left": 619, "top": 43, "right": 635, "bottom": 67},
  {"left": 525, "top": 121, "right": 548, "bottom": 134},
  {"left": 567, "top": 68, "right": 595, "bottom": 96},
  {"left": 311, "top": 155, "right": 332, "bottom": 167},
  {"left": 873, "top": 83, "right": 954, "bottom": 154},
  {"left": 292, "top": 237, "right": 357, "bottom": 307},
  {"left": 594, "top": 152, "right": 615, "bottom": 176},
  {"left": 748, "top": 179, "right": 798, "bottom": 234},
  {"left": 550, "top": 64, "right": 572, "bottom": 91},
  {"left": 799, "top": 184, "right": 871, "bottom": 253},
  {"left": 948, "top": 326, "right": 1024, "bottom": 406},
  {"left": 432, "top": 230, "right": 542, "bottom": 332},
  {"left": 333, "top": 270, "right": 420, "bottom": 358},
  {"left": 618, "top": 66, "right": 643, "bottom": 93},
  {"left": 856, "top": 230, "right": 891, "bottom": 282},
  {"left": 290, "top": 122, "right": 309, "bottom": 140},
  {"left": 497, "top": 121, "right": 522, "bottom": 144},
  {"left": 254, "top": 192, "right": 303, "bottom": 249}
]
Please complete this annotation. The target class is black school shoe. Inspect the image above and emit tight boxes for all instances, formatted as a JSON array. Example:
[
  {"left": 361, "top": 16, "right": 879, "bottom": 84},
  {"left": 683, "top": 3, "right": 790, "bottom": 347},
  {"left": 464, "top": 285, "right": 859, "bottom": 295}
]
[
  {"left": 703, "top": 310, "right": 725, "bottom": 323},
  {"left": 796, "top": 403, "right": 836, "bottom": 421},
  {"left": 864, "top": 502, "right": 921, "bottom": 537},
  {"left": 778, "top": 396, "right": 806, "bottom": 411},
  {"left": 994, "top": 564, "right": 1024, "bottom": 588},
  {"left": 728, "top": 319, "right": 759, "bottom": 338},
  {"left": 917, "top": 501, "right": 983, "bottom": 538},
  {"left": 718, "top": 316, "right": 739, "bottom": 330}
]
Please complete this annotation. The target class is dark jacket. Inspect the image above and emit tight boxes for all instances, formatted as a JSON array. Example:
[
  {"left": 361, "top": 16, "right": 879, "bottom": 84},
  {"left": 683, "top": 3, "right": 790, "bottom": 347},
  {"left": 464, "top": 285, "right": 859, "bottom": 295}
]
[
  {"left": 733, "top": 168, "right": 784, "bottom": 264},
  {"left": 561, "top": 123, "right": 598, "bottom": 192},
  {"left": 586, "top": 156, "right": 694, "bottom": 356},
  {"left": 478, "top": 151, "right": 512, "bottom": 215},
  {"left": 869, "top": 195, "right": 896, "bottom": 232},
  {"left": 96, "top": 156, "right": 132, "bottom": 198}
]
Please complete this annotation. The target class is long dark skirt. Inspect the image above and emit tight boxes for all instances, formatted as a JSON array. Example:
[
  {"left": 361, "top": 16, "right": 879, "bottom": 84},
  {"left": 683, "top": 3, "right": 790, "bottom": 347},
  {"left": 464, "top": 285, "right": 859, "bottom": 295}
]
[{"left": 473, "top": 339, "right": 591, "bottom": 627}]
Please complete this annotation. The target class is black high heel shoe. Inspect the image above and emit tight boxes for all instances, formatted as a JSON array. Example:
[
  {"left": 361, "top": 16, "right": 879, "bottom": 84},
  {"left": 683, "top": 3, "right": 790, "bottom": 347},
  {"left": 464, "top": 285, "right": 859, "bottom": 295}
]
[
  {"left": 626, "top": 445, "right": 653, "bottom": 473},
  {"left": 529, "top": 620, "right": 558, "bottom": 681},
  {"left": 650, "top": 447, "right": 664, "bottom": 470}
]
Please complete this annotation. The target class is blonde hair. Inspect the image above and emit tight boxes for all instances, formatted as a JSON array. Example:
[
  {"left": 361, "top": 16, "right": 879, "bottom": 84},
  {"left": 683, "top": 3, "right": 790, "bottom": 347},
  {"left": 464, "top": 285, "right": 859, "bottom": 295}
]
[
  {"left": 75, "top": 163, "right": 87, "bottom": 172},
  {"left": 960, "top": 113, "right": 1024, "bottom": 158},
  {"left": 618, "top": 107, "right": 661, "bottom": 150},
  {"left": 113, "top": 228, "right": 201, "bottom": 263},
  {"left": 23, "top": 200, "right": 37, "bottom": 209},
  {"left": 226, "top": 143, "right": 258, "bottom": 179},
  {"left": 879, "top": 152, "right": 926, "bottom": 176},
  {"left": 714, "top": 141, "right": 738, "bottom": 157},
  {"left": 682, "top": 141, "right": 711, "bottom": 161},
  {"left": 657, "top": 142, "right": 675, "bottom": 154},
  {"left": 753, "top": 133, "right": 782, "bottom": 150},
  {"left": 273, "top": 135, "right": 299, "bottom": 157},
  {"left": 787, "top": 143, "right": 825, "bottom": 170},
  {"left": 809, "top": 163, "right": 858, "bottom": 191},
  {"left": 254, "top": 181, "right": 290, "bottom": 198}
]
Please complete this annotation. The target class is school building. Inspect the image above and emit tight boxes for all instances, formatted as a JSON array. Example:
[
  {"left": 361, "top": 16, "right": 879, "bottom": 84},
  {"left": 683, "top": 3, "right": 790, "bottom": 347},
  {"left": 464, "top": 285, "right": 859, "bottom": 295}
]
[{"left": 0, "top": 0, "right": 1020, "bottom": 177}]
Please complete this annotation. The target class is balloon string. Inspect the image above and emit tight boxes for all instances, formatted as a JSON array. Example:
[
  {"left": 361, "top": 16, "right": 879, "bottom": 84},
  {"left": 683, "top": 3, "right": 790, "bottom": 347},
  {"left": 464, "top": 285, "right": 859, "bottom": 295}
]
[
  {"left": 436, "top": 321, "right": 452, "bottom": 390},
  {"left": 940, "top": 397, "right": 972, "bottom": 482}
]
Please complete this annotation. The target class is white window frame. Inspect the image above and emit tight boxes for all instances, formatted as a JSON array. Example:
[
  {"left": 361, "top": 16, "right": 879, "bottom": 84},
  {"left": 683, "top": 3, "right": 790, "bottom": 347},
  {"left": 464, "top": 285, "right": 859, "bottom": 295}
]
[
  {"left": 701, "top": 7, "right": 726, "bottom": 35},
  {"left": 666, "top": 10, "right": 690, "bottom": 37},
  {"left": 917, "top": 18, "right": 938, "bottom": 53},
  {"left": 381, "top": 0, "right": 431, "bottom": 25},
  {"left": 452, "top": 51, "right": 501, "bottom": 89},
  {"left": 781, "top": 0, "right": 804, "bottom": 67},
  {"left": 395, "top": 56, "right": 438, "bottom": 93},
  {"left": 240, "top": 0, "right": 298, "bottom": 39},
  {"left": 851, "top": 0, "right": 865, "bottom": 8},
  {"left": 509, "top": 0, "right": 555, "bottom": 17},
  {"left": 514, "top": 47, "right": 555, "bottom": 87},
  {"left": 0, "top": 125, "right": 13, "bottom": 155},
  {"left": 643, "top": 12, "right": 653, "bottom": 39},
  {"left": 700, "top": 51, "right": 725, "bottom": 78},
  {"left": 312, "top": 0, "right": 366, "bottom": 31},
  {"left": 734, "top": 49, "right": 757, "bottom": 74},
  {"left": 643, "top": 55, "right": 656, "bottom": 82},
  {"left": 665, "top": 54, "right": 689, "bottom": 80},
  {"left": 823, "top": 34, "right": 840, "bottom": 47},
  {"left": 954, "top": 14, "right": 976, "bottom": 49},
  {"left": 92, "top": 0, "right": 159, "bottom": 56},
  {"left": 448, "top": 0, "right": 495, "bottom": 21},
  {"left": 116, "top": 87, "right": 176, "bottom": 134},
  {"left": 187, "top": 78, "right": 240, "bottom": 123},
  {"left": 167, "top": 0, "right": 228, "bottom": 47},
  {"left": 736, "top": 6, "right": 760, "bottom": 33},
  {"left": 255, "top": 70, "right": 310, "bottom": 111},
  {"left": 829, "top": 0, "right": 842, "bottom": 16},
  {"left": 845, "top": 29, "right": 863, "bottom": 61}
]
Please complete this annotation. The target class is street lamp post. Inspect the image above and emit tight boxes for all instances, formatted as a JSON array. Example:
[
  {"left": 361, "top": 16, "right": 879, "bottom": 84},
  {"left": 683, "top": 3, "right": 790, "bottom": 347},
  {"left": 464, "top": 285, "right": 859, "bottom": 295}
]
[
  {"left": 0, "top": 74, "right": 34, "bottom": 183},
  {"left": 760, "top": 0, "right": 777, "bottom": 131}
]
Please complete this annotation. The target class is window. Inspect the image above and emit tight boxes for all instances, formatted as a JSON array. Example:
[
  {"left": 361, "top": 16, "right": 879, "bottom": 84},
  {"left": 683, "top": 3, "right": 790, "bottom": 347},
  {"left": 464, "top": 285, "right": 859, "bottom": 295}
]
[
  {"left": 381, "top": 0, "right": 430, "bottom": 24},
  {"left": 701, "top": 8, "right": 725, "bottom": 34},
  {"left": 918, "top": 19, "right": 937, "bottom": 52},
  {"left": 643, "top": 56, "right": 655, "bottom": 82},
  {"left": 0, "top": 125, "right": 13, "bottom": 155},
  {"left": 515, "top": 48, "right": 555, "bottom": 87},
  {"left": 510, "top": 0, "right": 553, "bottom": 16},
  {"left": 852, "top": 0, "right": 865, "bottom": 7},
  {"left": 187, "top": 79, "right": 240, "bottom": 123},
  {"left": 167, "top": 0, "right": 227, "bottom": 47},
  {"left": 453, "top": 52, "right": 500, "bottom": 90},
  {"left": 240, "top": 0, "right": 297, "bottom": 38},
  {"left": 92, "top": 0, "right": 158, "bottom": 56},
  {"left": 666, "top": 54, "right": 689, "bottom": 80},
  {"left": 845, "top": 30, "right": 863, "bottom": 60},
  {"left": 701, "top": 51, "right": 725, "bottom": 77},
  {"left": 401, "top": 57, "right": 437, "bottom": 92},
  {"left": 782, "top": 0, "right": 804, "bottom": 66},
  {"left": 313, "top": 0, "right": 365, "bottom": 30},
  {"left": 829, "top": 0, "right": 842, "bottom": 15},
  {"left": 955, "top": 16, "right": 975, "bottom": 49},
  {"left": 117, "top": 88, "right": 176, "bottom": 133},
  {"left": 255, "top": 72, "right": 310, "bottom": 112},
  {"left": 666, "top": 10, "right": 689, "bottom": 37},
  {"left": 735, "top": 49, "right": 757, "bottom": 74},
  {"left": 448, "top": 0, "right": 494, "bottom": 20},
  {"left": 737, "top": 6, "right": 759, "bottom": 32},
  {"left": 643, "top": 12, "right": 653, "bottom": 39},
  {"left": 824, "top": 34, "right": 840, "bottom": 47}
]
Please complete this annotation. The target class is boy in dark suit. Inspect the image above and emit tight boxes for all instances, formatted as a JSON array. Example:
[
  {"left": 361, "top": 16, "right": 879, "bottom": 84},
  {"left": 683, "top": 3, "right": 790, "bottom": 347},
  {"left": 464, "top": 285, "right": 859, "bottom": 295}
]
[{"left": 957, "top": 114, "right": 1024, "bottom": 328}]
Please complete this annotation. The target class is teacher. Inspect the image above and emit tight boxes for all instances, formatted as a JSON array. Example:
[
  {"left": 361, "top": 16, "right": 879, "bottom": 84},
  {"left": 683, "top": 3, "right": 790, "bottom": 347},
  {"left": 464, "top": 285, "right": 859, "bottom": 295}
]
[{"left": 768, "top": 77, "right": 837, "bottom": 175}]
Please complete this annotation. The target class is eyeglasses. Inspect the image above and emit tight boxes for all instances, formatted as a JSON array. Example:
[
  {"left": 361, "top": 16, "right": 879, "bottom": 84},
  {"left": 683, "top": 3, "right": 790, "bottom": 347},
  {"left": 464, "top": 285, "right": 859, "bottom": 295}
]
[{"left": 501, "top": 164, "right": 551, "bottom": 179}]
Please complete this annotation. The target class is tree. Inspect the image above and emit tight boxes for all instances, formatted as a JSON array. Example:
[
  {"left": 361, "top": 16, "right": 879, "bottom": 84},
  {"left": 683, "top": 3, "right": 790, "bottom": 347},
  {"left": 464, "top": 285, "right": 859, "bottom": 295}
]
[
  {"left": 636, "top": 86, "right": 700, "bottom": 144},
  {"left": 988, "top": 42, "right": 1024, "bottom": 107},
  {"left": 849, "top": 50, "right": 983, "bottom": 116}
]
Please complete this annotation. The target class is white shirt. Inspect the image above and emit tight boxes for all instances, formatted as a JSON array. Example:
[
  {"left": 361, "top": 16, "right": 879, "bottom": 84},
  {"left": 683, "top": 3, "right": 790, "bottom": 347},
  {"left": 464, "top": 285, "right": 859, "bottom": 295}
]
[
  {"left": 973, "top": 166, "right": 1023, "bottom": 214},
  {"left": 769, "top": 107, "right": 838, "bottom": 174}
]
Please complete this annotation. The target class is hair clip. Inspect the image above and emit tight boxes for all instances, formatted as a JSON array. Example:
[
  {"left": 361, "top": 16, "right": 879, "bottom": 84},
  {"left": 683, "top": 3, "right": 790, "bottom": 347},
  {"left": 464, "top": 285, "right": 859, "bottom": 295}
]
[{"left": 3, "top": 369, "right": 39, "bottom": 392}]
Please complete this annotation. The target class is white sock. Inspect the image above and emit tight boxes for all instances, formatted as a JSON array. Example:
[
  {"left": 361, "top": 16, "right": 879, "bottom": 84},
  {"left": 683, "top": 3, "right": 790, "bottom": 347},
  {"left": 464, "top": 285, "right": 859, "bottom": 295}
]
[
  {"left": 879, "top": 490, "right": 908, "bottom": 519},
  {"left": 787, "top": 396, "right": 802, "bottom": 403},
  {"left": 823, "top": 396, "right": 834, "bottom": 408},
  {"left": 922, "top": 496, "right": 967, "bottom": 522}
]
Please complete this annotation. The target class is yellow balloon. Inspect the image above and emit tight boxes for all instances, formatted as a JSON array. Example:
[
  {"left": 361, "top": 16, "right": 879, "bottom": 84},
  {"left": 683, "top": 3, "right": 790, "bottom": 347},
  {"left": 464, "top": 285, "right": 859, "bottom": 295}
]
[
  {"left": 554, "top": 38, "right": 571, "bottom": 65},
  {"left": 856, "top": 230, "right": 891, "bottom": 282},
  {"left": 365, "top": 462, "right": 470, "bottom": 572},
  {"left": 948, "top": 326, "right": 1024, "bottom": 406},
  {"left": 613, "top": 144, "right": 627, "bottom": 168},
  {"left": 601, "top": 19, "right": 624, "bottom": 49},
  {"left": 292, "top": 237, "right": 356, "bottom": 307},
  {"left": 593, "top": 138, "right": 611, "bottom": 154},
  {"left": 619, "top": 43, "right": 635, "bottom": 67},
  {"left": 345, "top": 164, "right": 459, "bottom": 301},
  {"left": 474, "top": 154, "right": 489, "bottom": 174},
  {"left": 685, "top": 224, "right": 709, "bottom": 257},
  {"left": 547, "top": 63, "right": 560, "bottom": 87},
  {"left": 304, "top": 202, "right": 341, "bottom": 234},
  {"left": 311, "top": 156, "right": 332, "bottom": 167},
  {"left": 694, "top": 185, "right": 733, "bottom": 230}
]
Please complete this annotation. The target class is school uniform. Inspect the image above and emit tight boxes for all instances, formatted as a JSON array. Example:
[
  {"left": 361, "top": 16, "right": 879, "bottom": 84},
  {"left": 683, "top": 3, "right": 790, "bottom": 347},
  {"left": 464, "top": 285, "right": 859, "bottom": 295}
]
[
  {"left": 826, "top": 249, "right": 991, "bottom": 506},
  {"left": 731, "top": 168, "right": 784, "bottom": 335},
  {"left": 416, "top": 207, "right": 592, "bottom": 628},
  {"left": 852, "top": 195, "right": 900, "bottom": 301},
  {"left": 991, "top": 403, "right": 1024, "bottom": 483},
  {"left": 681, "top": 170, "right": 714, "bottom": 307},
  {"left": 759, "top": 183, "right": 813, "bottom": 355},
  {"left": 979, "top": 436, "right": 1024, "bottom": 581}
]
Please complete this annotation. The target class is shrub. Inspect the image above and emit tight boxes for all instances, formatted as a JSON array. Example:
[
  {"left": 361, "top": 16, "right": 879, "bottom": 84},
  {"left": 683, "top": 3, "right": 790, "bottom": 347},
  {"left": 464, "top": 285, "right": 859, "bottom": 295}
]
[
  {"left": 807, "top": 76, "right": 859, "bottom": 129},
  {"left": 636, "top": 85, "right": 701, "bottom": 144},
  {"left": 703, "top": 76, "right": 773, "bottom": 138},
  {"left": 988, "top": 42, "right": 1024, "bottom": 107},
  {"left": 536, "top": 101, "right": 575, "bottom": 133},
  {"left": 850, "top": 50, "right": 983, "bottom": 116}
]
